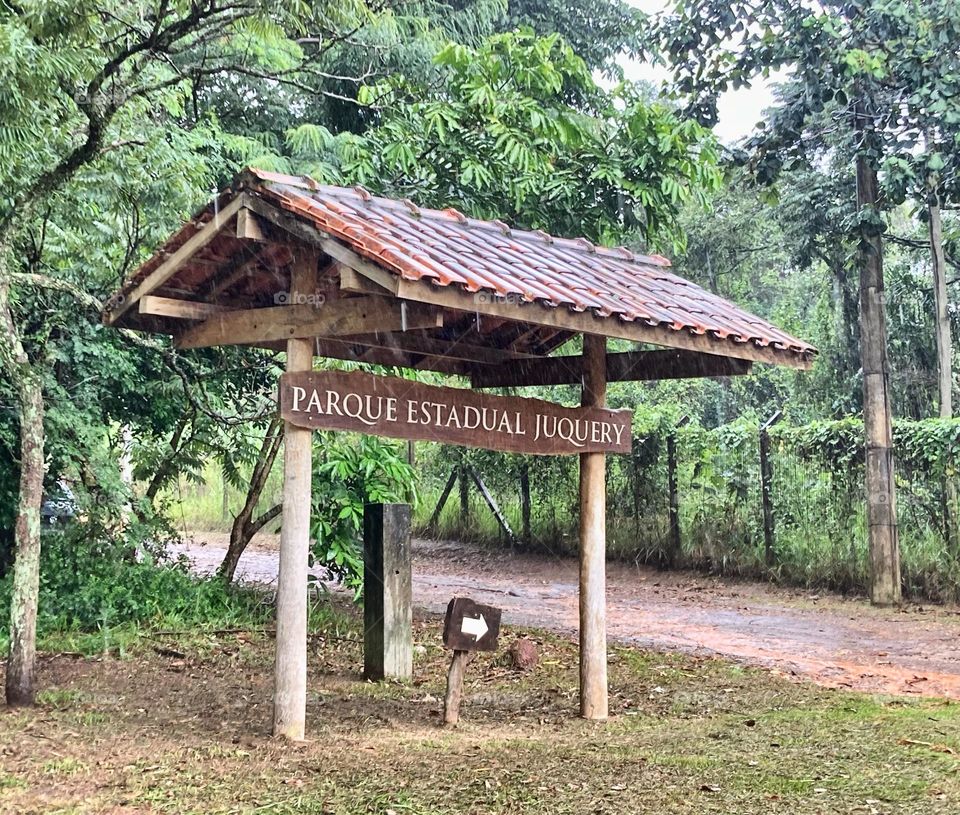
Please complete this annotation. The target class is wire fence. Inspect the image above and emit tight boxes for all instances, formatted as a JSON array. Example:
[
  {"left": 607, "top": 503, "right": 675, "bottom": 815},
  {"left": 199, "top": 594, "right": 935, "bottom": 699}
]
[{"left": 414, "top": 417, "right": 960, "bottom": 602}]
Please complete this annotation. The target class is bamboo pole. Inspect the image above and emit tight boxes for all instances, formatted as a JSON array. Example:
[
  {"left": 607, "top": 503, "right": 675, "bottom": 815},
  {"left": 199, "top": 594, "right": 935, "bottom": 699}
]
[
  {"left": 272, "top": 250, "right": 317, "bottom": 739},
  {"left": 579, "top": 334, "right": 608, "bottom": 720}
]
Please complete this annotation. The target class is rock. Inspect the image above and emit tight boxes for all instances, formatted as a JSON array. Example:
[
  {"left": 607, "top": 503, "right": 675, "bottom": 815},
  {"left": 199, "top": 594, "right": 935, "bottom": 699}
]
[{"left": 508, "top": 638, "right": 538, "bottom": 671}]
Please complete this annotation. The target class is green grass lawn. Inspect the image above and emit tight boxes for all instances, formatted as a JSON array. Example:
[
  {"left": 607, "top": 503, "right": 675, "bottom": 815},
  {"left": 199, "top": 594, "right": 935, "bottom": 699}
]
[{"left": 1, "top": 606, "right": 957, "bottom": 814}]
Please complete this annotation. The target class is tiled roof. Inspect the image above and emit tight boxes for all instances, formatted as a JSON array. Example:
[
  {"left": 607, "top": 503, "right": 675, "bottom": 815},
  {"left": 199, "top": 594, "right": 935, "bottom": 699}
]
[{"left": 242, "top": 169, "right": 815, "bottom": 360}]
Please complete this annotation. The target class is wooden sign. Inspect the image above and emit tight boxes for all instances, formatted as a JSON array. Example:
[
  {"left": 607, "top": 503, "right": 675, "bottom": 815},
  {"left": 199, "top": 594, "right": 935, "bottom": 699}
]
[
  {"left": 279, "top": 370, "right": 632, "bottom": 455},
  {"left": 442, "top": 597, "right": 502, "bottom": 653}
]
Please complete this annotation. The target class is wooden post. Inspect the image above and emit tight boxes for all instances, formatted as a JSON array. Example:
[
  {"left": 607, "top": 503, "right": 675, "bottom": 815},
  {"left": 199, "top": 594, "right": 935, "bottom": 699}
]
[
  {"left": 465, "top": 465, "right": 517, "bottom": 544},
  {"left": 759, "top": 411, "right": 783, "bottom": 567},
  {"left": 363, "top": 503, "right": 413, "bottom": 681},
  {"left": 579, "top": 333, "right": 607, "bottom": 720},
  {"left": 855, "top": 134, "right": 901, "bottom": 607},
  {"left": 665, "top": 416, "right": 689, "bottom": 568},
  {"left": 443, "top": 650, "right": 470, "bottom": 726},
  {"left": 459, "top": 464, "right": 470, "bottom": 523},
  {"left": 272, "top": 249, "right": 317, "bottom": 740},
  {"left": 519, "top": 462, "right": 532, "bottom": 545},
  {"left": 428, "top": 467, "right": 459, "bottom": 532}
]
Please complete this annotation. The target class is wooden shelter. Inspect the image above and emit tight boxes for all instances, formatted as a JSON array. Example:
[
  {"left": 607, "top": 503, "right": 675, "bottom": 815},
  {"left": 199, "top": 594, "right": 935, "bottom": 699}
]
[{"left": 105, "top": 168, "right": 815, "bottom": 737}]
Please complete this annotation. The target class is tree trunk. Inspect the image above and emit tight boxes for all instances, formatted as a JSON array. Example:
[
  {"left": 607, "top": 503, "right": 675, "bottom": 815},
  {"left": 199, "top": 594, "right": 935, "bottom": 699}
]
[
  {"left": 6, "top": 376, "right": 44, "bottom": 707},
  {"left": 855, "top": 147, "right": 901, "bottom": 606},
  {"left": 0, "top": 265, "right": 46, "bottom": 707},
  {"left": 219, "top": 415, "right": 283, "bottom": 583},
  {"left": 928, "top": 189, "right": 958, "bottom": 551},
  {"left": 930, "top": 192, "right": 952, "bottom": 416}
]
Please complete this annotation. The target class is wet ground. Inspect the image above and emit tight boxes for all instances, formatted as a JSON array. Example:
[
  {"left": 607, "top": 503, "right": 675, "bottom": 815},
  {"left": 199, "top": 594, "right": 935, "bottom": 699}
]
[{"left": 177, "top": 533, "right": 960, "bottom": 699}]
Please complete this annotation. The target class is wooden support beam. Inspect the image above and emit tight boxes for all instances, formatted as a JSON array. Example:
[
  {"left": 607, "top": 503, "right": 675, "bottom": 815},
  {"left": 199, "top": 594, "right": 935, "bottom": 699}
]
[
  {"left": 338, "top": 264, "right": 393, "bottom": 296},
  {"left": 174, "top": 298, "right": 443, "bottom": 349},
  {"left": 138, "top": 295, "right": 232, "bottom": 321},
  {"left": 244, "top": 196, "right": 400, "bottom": 295},
  {"left": 273, "top": 249, "right": 317, "bottom": 741},
  {"left": 105, "top": 195, "right": 246, "bottom": 324},
  {"left": 205, "top": 249, "right": 270, "bottom": 300},
  {"left": 579, "top": 334, "right": 607, "bottom": 721},
  {"left": 394, "top": 278, "right": 811, "bottom": 370},
  {"left": 340, "top": 330, "right": 541, "bottom": 366},
  {"left": 236, "top": 207, "right": 266, "bottom": 241},
  {"left": 471, "top": 348, "right": 752, "bottom": 388}
]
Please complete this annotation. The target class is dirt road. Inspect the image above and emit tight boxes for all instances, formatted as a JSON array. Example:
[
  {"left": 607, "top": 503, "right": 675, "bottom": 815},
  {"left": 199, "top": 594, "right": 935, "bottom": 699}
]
[{"left": 177, "top": 533, "right": 960, "bottom": 699}]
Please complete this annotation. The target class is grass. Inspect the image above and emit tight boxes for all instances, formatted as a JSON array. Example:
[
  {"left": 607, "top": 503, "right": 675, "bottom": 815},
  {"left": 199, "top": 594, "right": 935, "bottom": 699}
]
[{"left": 1, "top": 602, "right": 958, "bottom": 814}]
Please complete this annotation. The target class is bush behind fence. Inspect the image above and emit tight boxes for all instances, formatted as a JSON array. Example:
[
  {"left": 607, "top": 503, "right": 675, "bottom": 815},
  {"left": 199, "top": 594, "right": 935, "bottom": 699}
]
[{"left": 413, "top": 416, "right": 960, "bottom": 603}]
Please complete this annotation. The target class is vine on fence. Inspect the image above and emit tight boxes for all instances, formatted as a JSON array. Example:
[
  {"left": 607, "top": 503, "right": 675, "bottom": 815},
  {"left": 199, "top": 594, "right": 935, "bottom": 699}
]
[{"left": 415, "top": 414, "right": 960, "bottom": 602}]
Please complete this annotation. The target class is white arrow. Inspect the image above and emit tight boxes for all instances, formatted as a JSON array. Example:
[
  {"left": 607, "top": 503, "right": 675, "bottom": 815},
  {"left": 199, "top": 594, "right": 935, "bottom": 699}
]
[{"left": 460, "top": 613, "right": 488, "bottom": 641}]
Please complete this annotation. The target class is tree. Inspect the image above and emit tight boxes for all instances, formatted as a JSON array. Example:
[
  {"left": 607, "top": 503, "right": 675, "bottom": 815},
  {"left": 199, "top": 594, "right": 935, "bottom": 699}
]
[
  {"left": 0, "top": 0, "right": 388, "bottom": 706},
  {"left": 348, "top": 31, "right": 722, "bottom": 249},
  {"left": 654, "top": 0, "right": 960, "bottom": 605}
]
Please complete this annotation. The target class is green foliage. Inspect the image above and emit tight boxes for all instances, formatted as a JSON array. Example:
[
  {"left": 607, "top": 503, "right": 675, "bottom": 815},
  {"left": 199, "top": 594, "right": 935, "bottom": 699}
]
[
  {"left": 503, "top": 0, "right": 645, "bottom": 74},
  {"left": 775, "top": 416, "right": 960, "bottom": 479},
  {"left": 347, "top": 31, "right": 721, "bottom": 249},
  {"left": 416, "top": 412, "right": 960, "bottom": 602},
  {"left": 654, "top": 0, "right": 960, "bottom": 205},
  {"left": 310, "top": 433, "right": 416, "bottom": 600},
  {"left": 0, "top": 524, "right": 270, "bottom": 648}
]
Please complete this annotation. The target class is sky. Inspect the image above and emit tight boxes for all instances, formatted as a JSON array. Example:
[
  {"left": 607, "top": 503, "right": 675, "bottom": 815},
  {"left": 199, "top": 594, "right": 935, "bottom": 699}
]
[{"left": 621, "top": 0, "right": 779, "bottom": 145}]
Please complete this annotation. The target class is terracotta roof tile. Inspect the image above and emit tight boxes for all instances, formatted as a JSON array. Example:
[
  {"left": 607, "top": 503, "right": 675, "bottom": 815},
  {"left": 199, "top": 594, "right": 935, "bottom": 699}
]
[
  {"left": 108, "top": 169, "right": 816, "bottom": 362},
  {"left": 252, "top": 171, "right": 815, "bottom": 357}
]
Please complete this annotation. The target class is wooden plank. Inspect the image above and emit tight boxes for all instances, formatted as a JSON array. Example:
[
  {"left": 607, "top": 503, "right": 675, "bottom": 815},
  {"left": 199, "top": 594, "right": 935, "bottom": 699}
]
[
  {"left": 174, "top": 298, "right": 443, "bottom": 349},
  {"left": 471, "top": 348, "right": 752, "bottom": 388},
  {"left": 341, "top": 330, "right": 541, "bottom": 366},
  {"left": 236, "top": 207, "right": 266, "bottom": 241},
  {"left": 106, "top": 195, "right": 246, "bottom": 324},
  {"left": 138, "top": 295, "right": 232, "bottom": 321},
  {"left": 338, "top": 264, "right": 393, "bottom": 296},
  {"left": 443, "top": 650, "right": 470, "bottom": 726},
  {"left": 280, "top": 369, "right": 632, "bottom": 456},
  {"left": 254, "top": 337, "right": 468, "bottom": 376},
  {"left": 243, "top": 195, "right": 400, "bottom": 294},
  {"left": 273, "top": 249, "right": 317, "bottom": 741},
  {"left": 578, "top": 333, "right": 608, "bottom": 721}
]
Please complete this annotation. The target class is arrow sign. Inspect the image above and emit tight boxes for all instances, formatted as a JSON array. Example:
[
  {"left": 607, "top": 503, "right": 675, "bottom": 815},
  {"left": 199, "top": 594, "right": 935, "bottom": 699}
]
[
  {"left": 461, "top": 613, "right": 488, "bottom": 641},
  {"left": 443, "top": 597, "right": 502, "bottom": 652}
]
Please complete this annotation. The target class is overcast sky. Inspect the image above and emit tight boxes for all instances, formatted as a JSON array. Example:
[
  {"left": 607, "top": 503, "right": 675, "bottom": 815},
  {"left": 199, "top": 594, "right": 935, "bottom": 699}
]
[{"left": 621, "top": 0, "right": 778, "bottom": 144}]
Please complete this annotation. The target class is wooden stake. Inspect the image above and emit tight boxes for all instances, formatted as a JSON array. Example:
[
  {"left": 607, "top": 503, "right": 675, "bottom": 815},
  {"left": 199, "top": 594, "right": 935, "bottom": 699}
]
[
  {"left": 666, "top": 429, "right": 681, "bottom": 568},
  {"left": 579, "top": 334, "right": 608, "bottom": 720},
  {"left": 759, "top": 411, "right": 783, "bottom": 567},
  {"left": 272, "top": 250, "right": 317, "bottom": 740},
  {"left": 428, "top": 467, "right": 459, "bottom": 531},
  {"left": 443, "top": 649, "right": 470, "bottom": 726}
]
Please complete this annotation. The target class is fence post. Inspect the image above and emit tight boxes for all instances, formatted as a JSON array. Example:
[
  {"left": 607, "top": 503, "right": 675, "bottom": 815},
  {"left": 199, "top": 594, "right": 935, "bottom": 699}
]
[
  {"left": 459, "top": 464, "right": 470, "bottom": 523},
  {"left": 760, "top": 410, "right": 784, "bottom": 567},
  {"left": 666, "top": 416, "right": 689, "bottom": 568},
  {"left": 519, "top": 462, "right": 532, "bottom": 544}
]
